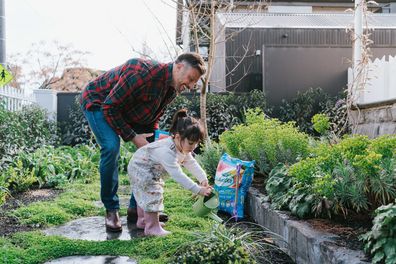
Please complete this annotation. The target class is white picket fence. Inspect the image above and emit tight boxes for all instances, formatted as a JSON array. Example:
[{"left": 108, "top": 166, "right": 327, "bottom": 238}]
[
  {"left": 349, "top": 55, "right": 396, "bottom": 105},
  {"left": 0, "top": 86, "right": 35, "bottom": 111}
]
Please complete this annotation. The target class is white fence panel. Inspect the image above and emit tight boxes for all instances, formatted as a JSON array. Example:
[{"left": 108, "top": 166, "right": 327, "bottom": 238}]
[
  {"left": 350, "top": 55, "right": 396, "bottom": 105},
  {"left": 0, "top": 86, "right": 35, "bottom": 111}
]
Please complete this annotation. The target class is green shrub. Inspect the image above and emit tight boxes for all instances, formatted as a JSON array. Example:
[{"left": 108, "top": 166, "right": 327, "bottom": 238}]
[
  {"left": 60, "top": 96, "right": 92, "bottom": 146},
  {"left": 159, "top": 91, "right": 269, "bottom": 140},
  {"left": 220, "top": 109, "right": 310, "bottom": 173},
  {"left": 170, "top": 223, "right": 283, "bottom": 264},
  {"left": 196, "top": 141, "right": 224, "bottom": 184},
  {"left": 273, "top": 134, "right": 396, "bottom": 219},
  {"left": 0, "top": 104, "right": 58, "bottom": 170},
  {"left": 265, "top": 164, "right": 293, "bottom": 210},
  {"left": 312, "top": 113, "right": 330, "bottom": 135},
  {"left": 369, "top": 135, "right": 396, "bottom": 159},
  {"left": 0, "top": 144, "right": 102, "bottom": 206},
  {"left": 361, "top": 201, "right": 396, "bottom": 264},
  {"left": 119, "top": 142, "right": 137, "bottom": 174},
  {"left": 276, "top": 87, "right": 335, "bottom": 135}
]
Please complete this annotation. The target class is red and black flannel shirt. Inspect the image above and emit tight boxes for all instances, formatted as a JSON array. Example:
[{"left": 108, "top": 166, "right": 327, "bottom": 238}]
[{"left": 81, "top": 58, "right": 177, "bottom": 141}]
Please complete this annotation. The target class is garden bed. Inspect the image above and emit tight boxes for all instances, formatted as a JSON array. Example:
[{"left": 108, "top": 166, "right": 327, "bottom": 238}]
[
  {"left": 251, "top": 178, "right": 371, "bottom": 252},
  {"left": 247, "top": 185, "right": 371, "bottom": 264},
  {"left": 0, "top": 188, "right": 63, "bottom": 237}
]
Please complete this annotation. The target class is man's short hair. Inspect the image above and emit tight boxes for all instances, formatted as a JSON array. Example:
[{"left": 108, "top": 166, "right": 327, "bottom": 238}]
[{"left": 175, "top": 52, "right": 206, "bottom": 76}]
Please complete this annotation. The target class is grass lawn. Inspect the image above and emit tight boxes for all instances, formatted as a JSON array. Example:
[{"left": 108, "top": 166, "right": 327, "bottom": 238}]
[{"left": 0, "top": 174, "right": 214, "bottom": 264}]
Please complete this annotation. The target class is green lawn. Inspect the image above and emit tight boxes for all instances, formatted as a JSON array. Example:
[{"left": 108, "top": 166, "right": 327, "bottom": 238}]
[{"left": 0, "top": 174, "right": 214, "bottom": 264}]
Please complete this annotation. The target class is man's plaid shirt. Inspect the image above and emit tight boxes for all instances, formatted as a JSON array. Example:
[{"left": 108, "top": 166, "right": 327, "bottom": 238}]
[{"left": 81, "top": 58, "right": 176, "bottom": 141}]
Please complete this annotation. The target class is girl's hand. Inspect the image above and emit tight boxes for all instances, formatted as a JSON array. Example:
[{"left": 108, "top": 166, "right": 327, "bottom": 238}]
[
  {"left": 200, "top": 180, "right": 209, "bottom": 187},
  {"left": 199, "top": 186, "right": 212, "bottom": 196}
]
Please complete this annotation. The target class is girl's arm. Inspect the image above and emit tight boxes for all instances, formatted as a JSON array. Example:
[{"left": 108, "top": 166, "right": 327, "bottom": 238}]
[
  {"left": 182, "top": 153, "right": 208, "bottom": 184},
  {"left": 152, "top": 148, "right": 201, "bottom": 194}
]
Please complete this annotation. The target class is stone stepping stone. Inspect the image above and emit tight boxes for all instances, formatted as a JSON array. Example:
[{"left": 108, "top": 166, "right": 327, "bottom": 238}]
[
  {"left": 44, "top": 216, "right": 144, "bottom": 241},
  {"left": 45, "top": 256, "right": 136, "bottom": 264},
  {"left": 93, "top": 197, "right": 131, "bottom": 208}
]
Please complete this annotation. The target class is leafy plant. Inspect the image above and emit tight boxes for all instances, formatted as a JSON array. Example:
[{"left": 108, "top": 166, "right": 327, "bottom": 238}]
[
  {"left": 170, "top": 223, "right": 285, "bottom": 264},
  {"left": 0, "top": 104, "right": 58, "bottom": 170},
  {"left": 196, "top": 141, "right": 224, "bottom": 184},
  {"left": 0, "top": 144, "right": 102, "bottom": 206},
  {"left": 361, "top": 201, "right": 396, "bottom": 264},
  {"left": 265, "top": 164, "right": 293, "bottom": 210},
  {"left": 221, "top": 109, "right": 310, "bottom": 174},
  {"left": 159, "top": 91, "right": 269, "bottom": 140},
  {"left": 312, "top": 113, "right": 330, "bottom": 135},
  {"left": 277, "top": 134, "right": 396, "bottom": 219},
  {"left": 60, "top": 96, "right": 92, "bottom": 146},
  {"left": 276, "top": 87, "right": 335, "bottom": 135}
]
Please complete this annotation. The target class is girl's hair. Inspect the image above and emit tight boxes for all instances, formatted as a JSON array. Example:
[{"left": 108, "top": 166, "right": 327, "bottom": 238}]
[{"left": 169, "top": 109, "right": 205, "bottom": 142}]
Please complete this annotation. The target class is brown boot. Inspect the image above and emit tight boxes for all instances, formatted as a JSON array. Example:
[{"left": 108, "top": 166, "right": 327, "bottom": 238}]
[
  {"left": 105, "top": 210, "right": 122, "bottom": 232},
  {"left": 128, "top": 207, "right": 169, "bottom": 223}
]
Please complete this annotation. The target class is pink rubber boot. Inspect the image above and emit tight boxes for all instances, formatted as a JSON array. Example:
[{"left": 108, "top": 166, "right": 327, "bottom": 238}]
[
  {"left": 135, "top": 206, "right": 165, "bottom": 229},
  {"left": 136, "top": 206, "right": 145, "bottom": 229},
  {"left": 144, "top": 211, "right": 171, "bottom": 236}
]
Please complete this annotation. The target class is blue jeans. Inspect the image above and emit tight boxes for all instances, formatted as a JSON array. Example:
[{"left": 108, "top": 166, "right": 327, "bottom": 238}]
[{"left": 83, "top": 109, "right": 137, "bottom": 210}]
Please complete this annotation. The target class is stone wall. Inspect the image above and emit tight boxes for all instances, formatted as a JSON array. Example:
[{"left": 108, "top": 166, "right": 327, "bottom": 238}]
[{"left": 350, "top": 100, "right": 396, "bottom": 138}]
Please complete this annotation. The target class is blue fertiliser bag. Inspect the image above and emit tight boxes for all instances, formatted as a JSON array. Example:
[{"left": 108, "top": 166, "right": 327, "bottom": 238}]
[
  {"left": 154, "top": 129, "right": 170, "bottom": 141},
  {"left": 214, "top": 153, "right": 255, "bottom": 220}
]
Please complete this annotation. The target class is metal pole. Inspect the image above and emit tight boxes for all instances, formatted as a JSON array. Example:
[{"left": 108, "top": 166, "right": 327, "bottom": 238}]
[
  {"left": 353, "top": 0, "right": 363, "bottom": 102},
  {"left": 0, "top": 0, "right": 5, "bottom": 65}
]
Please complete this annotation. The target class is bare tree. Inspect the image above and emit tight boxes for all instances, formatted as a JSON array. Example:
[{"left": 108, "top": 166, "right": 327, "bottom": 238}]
[
  {"left": 178, "top": 0, "right": 266, "bottom": 139},
  {"left": 8, "top": 40, "right": 89, "bottom": 90}
]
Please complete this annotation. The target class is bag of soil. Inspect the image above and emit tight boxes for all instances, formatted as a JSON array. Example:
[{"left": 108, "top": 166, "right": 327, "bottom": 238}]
[{"left": 214, "top": 153, "right": 255, "bottom": 220}]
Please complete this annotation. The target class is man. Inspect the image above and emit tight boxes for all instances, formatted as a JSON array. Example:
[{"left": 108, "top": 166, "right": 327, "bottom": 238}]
[{"left": 80, "top": 52, "right": 206, "bottom": 232}]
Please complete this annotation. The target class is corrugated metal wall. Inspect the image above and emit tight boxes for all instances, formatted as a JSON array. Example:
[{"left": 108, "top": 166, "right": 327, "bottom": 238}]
[{"left": 223, "top": 27, "right": 396, "bottom": 105}]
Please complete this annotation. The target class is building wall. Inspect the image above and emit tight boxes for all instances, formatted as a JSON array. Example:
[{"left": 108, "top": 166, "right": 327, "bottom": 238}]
[
  {"left": 350, "top": 100, "right": 396, "bottom": 138},
  {"left": 216, "top": 27, "right": 396, "bottom": 105}
]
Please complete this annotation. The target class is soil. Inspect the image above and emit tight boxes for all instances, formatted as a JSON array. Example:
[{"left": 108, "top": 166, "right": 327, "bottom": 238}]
[
  {"left": 0, "top": 188, "right": 63, "bottom": 237},
  {"left": 251, "top": 174, "right": 371, "bottom": 252}
]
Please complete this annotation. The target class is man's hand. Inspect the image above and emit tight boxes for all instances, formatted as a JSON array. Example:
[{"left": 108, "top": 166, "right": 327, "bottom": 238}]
[
  {"left": 198, "top": 186, "right": 213, "bottom": 196},
  {"left": 132, "top": 133, "right": 153, "bottom": 148}
]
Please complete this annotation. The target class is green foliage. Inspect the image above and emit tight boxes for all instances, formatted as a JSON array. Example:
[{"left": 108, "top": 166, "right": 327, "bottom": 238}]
[
  {"left": 60, "top": 96, "right": 92, "bottom": 146},
  {"left": 0, "top": 144, "right": 100, "bottom": 206},
  {"left": 171, "top": 222, "right": 284, "bottom": 264},
  {"left": 159, "top": 91, "right": 269, "bottom": 140},
  {"left": 312, "top": 113, "right": 330, "bottom": 135},
  {"left": 196, "top": 141, "right": 224, "bottom": 184},
  {"left": 369, "top": 135, "right": 396, "bottom": 159},
  {"left": 272, "top": 134, "right": 396, "bottom": 219},
  {"left": 0, "top": 104, "right": 58, "bottom": 170},
  {"left": 276, "top": 87, "right": 335, "bottom": 135},
  {"left": 11, "top": 203, "right": 72, "bottom": 226},
  {"left": 220, "top": 109, "right": 310, "bottom": 173},
  {"left": 361, "top": 201, "right": 396, "bottom": 264},
  {"left": 265, "top": 164, "right": 293, "bottom": 210},
  {"left": 119, "top": 142, "right": 137, "bottom": 174}
]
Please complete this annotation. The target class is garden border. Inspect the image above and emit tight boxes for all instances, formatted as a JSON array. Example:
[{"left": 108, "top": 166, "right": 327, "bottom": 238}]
[{"left": 246, "top": 187, "right": 370, "bottom": 264}]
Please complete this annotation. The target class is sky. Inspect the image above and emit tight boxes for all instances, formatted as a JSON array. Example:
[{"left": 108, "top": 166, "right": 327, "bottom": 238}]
[{"left": 6, "top": 0, "right": 179, "bottom": 71}]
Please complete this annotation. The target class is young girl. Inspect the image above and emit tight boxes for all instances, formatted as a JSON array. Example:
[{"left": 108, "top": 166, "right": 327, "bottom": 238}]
[{"left": 128, "top": 109, "right": 212, "bottom": 236}]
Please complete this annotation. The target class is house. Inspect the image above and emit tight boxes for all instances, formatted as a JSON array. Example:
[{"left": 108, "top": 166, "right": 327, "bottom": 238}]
[
  {"left": 176, "top": 0, "right": 396, "bottom": 105},
  {"left": 211, "top": 12, "right": 396, "bottom": 105}
]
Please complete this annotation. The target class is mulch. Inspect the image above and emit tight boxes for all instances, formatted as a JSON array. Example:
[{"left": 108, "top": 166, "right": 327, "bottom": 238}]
[{"left": 0, "top": 188, "right": 63, "bottom": 237}]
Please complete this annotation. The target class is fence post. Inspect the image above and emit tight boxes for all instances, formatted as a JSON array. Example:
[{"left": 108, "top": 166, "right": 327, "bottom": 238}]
[{"left": 33, "top": 89, "right": 57, "bottom": 120}]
